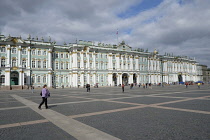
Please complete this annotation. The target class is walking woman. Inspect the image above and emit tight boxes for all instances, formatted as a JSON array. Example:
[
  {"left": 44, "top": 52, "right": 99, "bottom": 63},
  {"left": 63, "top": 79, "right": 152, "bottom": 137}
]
[{"left": 38, "top": 85, "right": 50, "bottom": 109}]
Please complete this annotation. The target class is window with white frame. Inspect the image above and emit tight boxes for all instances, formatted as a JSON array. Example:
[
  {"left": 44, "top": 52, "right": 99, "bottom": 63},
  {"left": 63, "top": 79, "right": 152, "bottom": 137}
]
[
  {"left": 90, "top": 63, "right": 92, "bottom": 68},
  {"left": 55, "top": 53, "right": 58, "bottom": 58},
  {"left": 66, "top": 63, "right": 68, "bottom": 69},
  {"left": 38, "top": 60, "right": 41, "bottom": 68},
  {"left": 101, "top": 75, "right": 104, "bottom": 82},
  {"left": 78, "top": 62, "right": 80, "bottom": 68},
  {"left": 32, "top": 60, "right": 35, "bottom": 68},
  {"left": 43, "top": 51, "right": 46, "bottom": 55},
  {"left": 12, "top": 48, "right": 16, "bottom": 53},
  {"left": 32, "top": 50, "right": 35, "bottom": 55},
  {"left": 56, "top": 62, "right": 58, "bottom": 69},
  {"left": 66, "top": 53, "right": 68, "bottom": 58},
  {"left": 43, "top": 76, "right": 46, "bottom": 83},
  {"left": 22, "top": 48, "right": 26, "bottom": 54},
  {"left": 61, "top": 54, "right": 63, "bottom": 58},
  {"left": 61, "top": 63, "right": 63, "bottom": 69},
  {"left": 12, "top": 59, "right": 16, "bottom": 67},
  {"left": 61, "top": 77, "right": 63, "bottom": 83},
  {"left": 1, "top": 59, "right": 5, "bottom": 67},
  {"left": 84, "top": 62, "right": 86, "bottom": 68},
  {"left": 38, "top": 50, "right": 41, "bottom": 55},
  {"left": 37, "top": 76, "right": 41, "bottom": 83},
  {"left": 22, "top": 59, "right": 26, "bottom": 68},
  {"left": 43, "top": 61, "right": 46, "bottom": 68},
  {"left": 0, "top": 75, "right": 5, "bottom": 84},
  {"left": 0, "top": 47, "right": 5, "bottom": 52},
  {"left": 66, "top": 77, "right": 68, "bottom": 83}
]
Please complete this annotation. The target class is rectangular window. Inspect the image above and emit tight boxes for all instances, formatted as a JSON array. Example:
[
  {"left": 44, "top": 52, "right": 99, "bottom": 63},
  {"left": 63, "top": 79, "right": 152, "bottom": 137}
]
[
  {"left": 32, "top": 50, "right": 35, "bottom": 55},
  {"left": 43, "top": 76, "right": 46, "bottom": 83},
  {"left": 56, "top": 62, "right": 58, "bottom": 69},
  {"left": 61, "top": 63, "right": 63, "bottom": 69},
  {"left": 43, "top": 61, "right": 46, "bottom": 68},
  {"left": 0, "top": 47, "right": 5, "bottom": 52},
  {"left": 43, "top": 51, "right": 46, "bottom": 55},
  {"left": 66, "top": 54, "right": 68, "bottom": 58},
  {"left": 22, "top": 48, "right": 26, "bottom": 54},
  {"left": 38, "top": 50, "right": 41, "bottom": 55},
  {"left": 61, "top": 54, "right": 63, "bottom": 58},
  {"left": 38, "top": 61, "right": 41, "bottom": 68},
  {"left": 32, "top": 61, "right": 35, "bottom": 68},
  {"left": 55, "top": 53, "right": 58, "bottom": 58},
  {"left": 66, "top": 63, "right": 68, "bottom": 69},
  {"left": 37, "top": 76, "right": 41, "bottom": 83},
  {"left": 12, "top": 48, "right": 16, "bottom": 53},
  {"left": 22, "top": 60, "right": 26, "bottom": 68}
]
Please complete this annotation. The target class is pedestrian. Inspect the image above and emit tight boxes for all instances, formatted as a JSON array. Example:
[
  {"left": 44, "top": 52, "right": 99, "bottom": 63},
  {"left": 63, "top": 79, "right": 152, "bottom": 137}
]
[
  {"left": 122, "top": 84, "right": 125, "bottom": 93},
  {"left": 198, "top": 83, "right": 201, "bottom": 89},
  {"left": 38, "top": 85, "right": 50, "bottom": 109},
  {"left": 185, "top": 82, "right": 188, "bottom": 88},
  {"left": 86, "top": 84, "right": 90, "bottom": 92},
  {"left": 31, "top": 85, "right": 34, "bottom": 93}
]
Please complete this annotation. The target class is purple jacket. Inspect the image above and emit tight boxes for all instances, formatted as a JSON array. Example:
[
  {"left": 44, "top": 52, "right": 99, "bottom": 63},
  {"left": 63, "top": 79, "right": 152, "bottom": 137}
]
[{"left": 41, "top": 88, "right": 50, "bottom": 98}]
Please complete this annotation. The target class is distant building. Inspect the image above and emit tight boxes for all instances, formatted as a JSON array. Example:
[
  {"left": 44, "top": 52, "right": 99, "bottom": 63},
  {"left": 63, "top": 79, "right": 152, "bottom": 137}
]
[{"left": 0, "top": 34, "right": 204, "bottom": 89}]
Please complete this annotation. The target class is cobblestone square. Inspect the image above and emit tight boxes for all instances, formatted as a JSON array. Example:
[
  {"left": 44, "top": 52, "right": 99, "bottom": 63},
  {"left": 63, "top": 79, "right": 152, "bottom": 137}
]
[{"left": 0, "top": 85, "right": 210, "bottom": 140}]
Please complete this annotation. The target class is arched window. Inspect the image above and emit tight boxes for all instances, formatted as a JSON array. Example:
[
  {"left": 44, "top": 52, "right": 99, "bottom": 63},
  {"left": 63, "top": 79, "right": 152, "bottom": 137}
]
[
  {"left": 43, "top": 76, "right": 46, "bottom": 83},
  {"left": 12, "top": 59, "right": 16, "bottom": 67},
  {"left": 0, "top": 75, "right": 5, "bottom": 84},
  {"left": 1, "top": 59, "right": 5, "bottom": 67},
  {"left": 12, "top": 48, "right": 16, "bottom": 53}
]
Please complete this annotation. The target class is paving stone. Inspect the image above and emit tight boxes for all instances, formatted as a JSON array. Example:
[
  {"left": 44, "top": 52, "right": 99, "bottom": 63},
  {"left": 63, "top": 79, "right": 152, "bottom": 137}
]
[
  {"left": 76, "top": 107, "right": 210, "bottom": 140},
  {"left": 0, "top": 122, "right": 76, "bottom": 140},
  {"left": 0, "top": 108, "right": 45, "bottom": 125}
]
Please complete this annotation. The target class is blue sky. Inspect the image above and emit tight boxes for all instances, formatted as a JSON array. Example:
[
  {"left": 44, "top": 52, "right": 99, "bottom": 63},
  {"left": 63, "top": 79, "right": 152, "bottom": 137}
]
[{"left": 118, "top": 0, "right": 163, "bottom": 19}]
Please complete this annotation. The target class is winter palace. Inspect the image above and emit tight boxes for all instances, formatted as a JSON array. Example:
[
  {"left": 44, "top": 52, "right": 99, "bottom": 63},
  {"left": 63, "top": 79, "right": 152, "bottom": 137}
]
[{"left": 0, "top": 34, "right": 203, "bottom": 90}]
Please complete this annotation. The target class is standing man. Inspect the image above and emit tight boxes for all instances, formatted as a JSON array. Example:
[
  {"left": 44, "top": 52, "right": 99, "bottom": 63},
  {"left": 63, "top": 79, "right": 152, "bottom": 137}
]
[
  {"left": 86, "top": 84, "right": 90, "bottom": 92},
  {"left": 122, "top": 84, "right": 125, "bottom": 93}
]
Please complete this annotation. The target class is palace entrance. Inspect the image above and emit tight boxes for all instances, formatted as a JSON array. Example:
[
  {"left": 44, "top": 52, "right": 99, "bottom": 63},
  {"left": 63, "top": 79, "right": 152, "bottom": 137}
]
[
  {"left": 122, "top": 73, "right": 128, "bottom": 85},
  {"left": 113, "top": 73, "right": 117, "bottom": 86},
  {"left": 11, "top": 71, "right": 19, "bottom": 85}
]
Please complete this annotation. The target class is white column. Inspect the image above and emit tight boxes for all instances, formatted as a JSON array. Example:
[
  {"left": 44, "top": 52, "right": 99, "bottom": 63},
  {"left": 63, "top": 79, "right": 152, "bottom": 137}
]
[
  {"left": 129, "top": 74, "right": 133, "bottom": 84},
  {"left": 6, "top": 45, "right": 11, "bottom": 67},
  {"left": 72, "top": 51, "right": 77, "bottom": 69},
  {"left": 135, "top": 56, "right": 139, "bottom": 70},
  {"left": 27, "top": 47, "right": 31, "bottom": 68},
  {"left": 18, "top": 46, "right": 21, "bottom": 66},
  {"left": 116, "top": 54, "right": 120, "bottom": 70},
  {"left": 5, "top": 70, "right": 10, "bottom": 86},
  {"left": 81, "top": 73, "right": 84, "bottom": 86},
  {"left": 130, "top": 56, "right": 133, "bottom": 70},
  {"left": 81, "top": 52, "right": 84, "bottom": 69},
  {"left": 48, "top": 71, "right": 52, "bottom": 87},
  {"left": 19, "top": 70, "right": 24, "bottom": 86},
  {"left": 108, "top": 73, "right": 112, "bottom": 86},
  {"left": 108, "top": 53, "right": 113, "bottom": 70},
  {"left": 48, "top": 49, "right": 52, "bottom": 70}
]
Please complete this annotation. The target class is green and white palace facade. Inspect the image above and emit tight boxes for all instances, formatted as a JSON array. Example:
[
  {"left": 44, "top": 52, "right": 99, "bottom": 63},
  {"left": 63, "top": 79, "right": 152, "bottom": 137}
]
[{"left": 0, "top": 34, "right": 203, "bottom": 89}]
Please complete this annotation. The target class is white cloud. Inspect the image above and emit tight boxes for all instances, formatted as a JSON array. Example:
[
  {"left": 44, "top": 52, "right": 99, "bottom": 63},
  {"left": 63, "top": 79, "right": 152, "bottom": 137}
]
[{"left": 0, "top": 0, "right": 209, "bottom": 67}]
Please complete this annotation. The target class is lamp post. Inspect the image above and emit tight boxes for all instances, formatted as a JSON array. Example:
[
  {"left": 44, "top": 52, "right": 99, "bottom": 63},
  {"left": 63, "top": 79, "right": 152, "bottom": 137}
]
[{"left": 160, "top": 57, "right": 164, "bottom": 87}]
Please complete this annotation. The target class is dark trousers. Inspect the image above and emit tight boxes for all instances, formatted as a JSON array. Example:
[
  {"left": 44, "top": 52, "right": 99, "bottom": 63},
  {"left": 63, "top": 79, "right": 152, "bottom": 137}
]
[
  {"left": 87, "top": 87, "right": 90, "bottom": 92},
  {"left": 39, "top": 97, "right": 48, "bottom": 108},
  {"left": 122, "top": 87, "right": 124, "bottom": 92}
]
